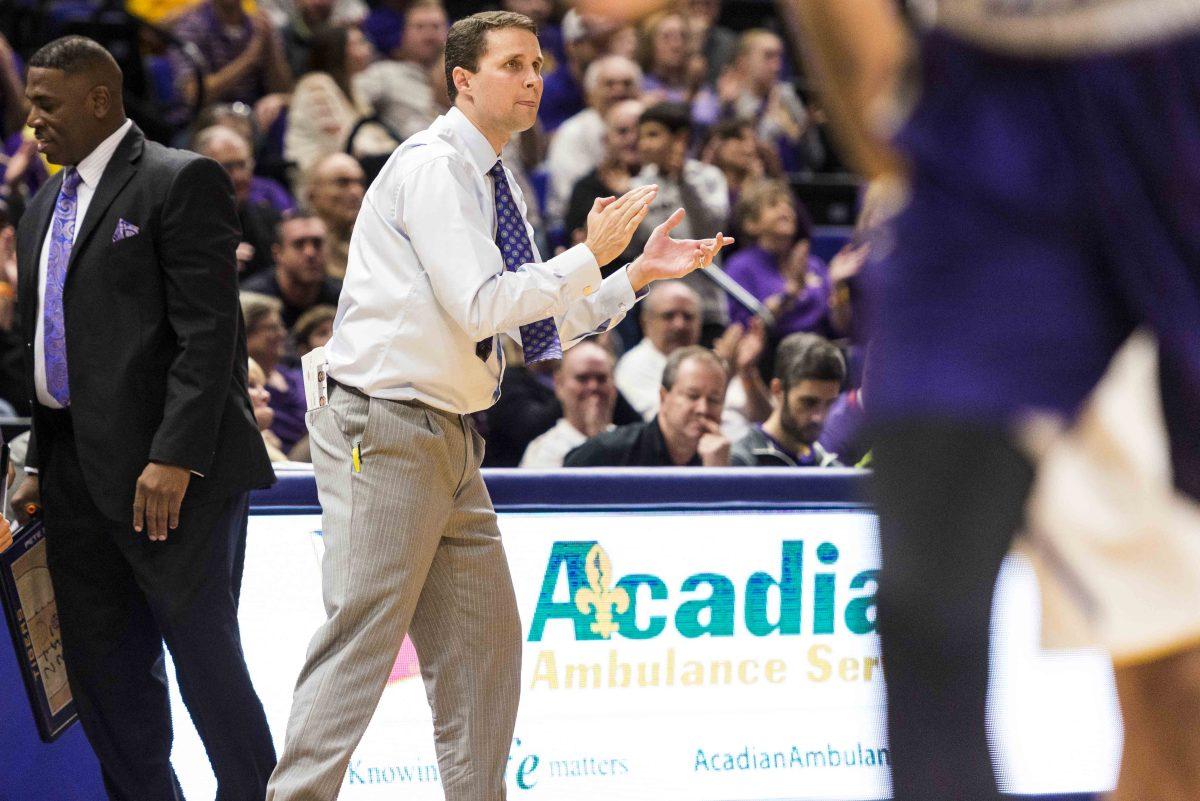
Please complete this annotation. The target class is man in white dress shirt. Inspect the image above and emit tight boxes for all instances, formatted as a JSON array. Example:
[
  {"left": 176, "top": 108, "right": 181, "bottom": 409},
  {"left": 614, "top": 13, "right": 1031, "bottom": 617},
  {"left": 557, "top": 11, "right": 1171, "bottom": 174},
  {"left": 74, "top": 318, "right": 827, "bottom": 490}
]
[
  {"left": 519, "top": 340, "right": 617, "bottom": 468},
  {"left": 614, "top": 279, "right": 702, "bottom": 418},
  {"left": 266, "top": 11, "right": 729, "bottom": 801}
]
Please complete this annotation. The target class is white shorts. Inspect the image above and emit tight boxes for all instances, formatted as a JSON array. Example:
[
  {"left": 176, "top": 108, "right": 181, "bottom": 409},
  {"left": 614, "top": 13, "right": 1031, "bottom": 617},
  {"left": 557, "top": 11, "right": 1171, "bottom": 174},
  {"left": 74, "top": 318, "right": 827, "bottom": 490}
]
[{"left": 1020, "top": 332, "right": 1200, "bottom": 667}]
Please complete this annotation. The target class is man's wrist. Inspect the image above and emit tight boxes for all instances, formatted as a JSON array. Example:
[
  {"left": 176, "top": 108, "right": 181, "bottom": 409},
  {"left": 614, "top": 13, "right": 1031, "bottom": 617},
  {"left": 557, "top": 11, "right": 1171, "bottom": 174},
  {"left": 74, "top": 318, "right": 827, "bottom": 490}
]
[
  {"left": 583, "top": 241, "right": 601, "bottom": 268},
  {"left": 627, "top": 258, "right": 650, "bottom": 293}
]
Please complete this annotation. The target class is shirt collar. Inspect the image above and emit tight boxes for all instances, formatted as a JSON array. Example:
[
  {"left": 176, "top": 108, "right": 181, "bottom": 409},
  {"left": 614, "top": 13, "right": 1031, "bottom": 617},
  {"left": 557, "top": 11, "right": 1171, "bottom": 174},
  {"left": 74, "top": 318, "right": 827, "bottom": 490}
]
[
  {"left": 442, "top": 106, "right": 503, "bottom": 175},
  {"left": 75, "top": 118, "right": 133, "bottom": 190},
  {"left": 755, "top": 424, "right": 811, "bottom": 464}
]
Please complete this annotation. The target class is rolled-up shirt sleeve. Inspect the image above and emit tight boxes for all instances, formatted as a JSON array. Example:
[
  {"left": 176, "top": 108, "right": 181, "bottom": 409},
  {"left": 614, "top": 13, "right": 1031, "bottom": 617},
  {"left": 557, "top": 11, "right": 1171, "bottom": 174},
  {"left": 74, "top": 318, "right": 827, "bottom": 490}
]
[{"left": 400, "top": 156, "right": 602, "bottom": 342}]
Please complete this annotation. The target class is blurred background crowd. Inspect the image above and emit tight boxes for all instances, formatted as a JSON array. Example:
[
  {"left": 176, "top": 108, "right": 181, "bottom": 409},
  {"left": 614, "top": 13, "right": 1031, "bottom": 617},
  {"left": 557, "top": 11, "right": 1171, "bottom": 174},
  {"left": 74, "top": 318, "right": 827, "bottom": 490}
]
[{"left": 0, "top": 0, "right": 880, "bottom": 472}]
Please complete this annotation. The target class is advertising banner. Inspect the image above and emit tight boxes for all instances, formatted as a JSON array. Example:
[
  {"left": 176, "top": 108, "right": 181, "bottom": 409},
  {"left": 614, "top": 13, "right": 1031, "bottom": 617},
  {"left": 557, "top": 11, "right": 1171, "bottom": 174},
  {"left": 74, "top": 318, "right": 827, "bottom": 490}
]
[{"left": 169, "top": 510, "right": 1121, "bottom": 800}]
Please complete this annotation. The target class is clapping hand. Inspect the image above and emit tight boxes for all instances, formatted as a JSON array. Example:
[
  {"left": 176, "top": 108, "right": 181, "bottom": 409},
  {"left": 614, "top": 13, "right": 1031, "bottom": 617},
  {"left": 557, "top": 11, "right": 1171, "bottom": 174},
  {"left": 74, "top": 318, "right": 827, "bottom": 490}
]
[
  {"left": 3, "top": 139, "right": 37, "bottom": 191},
  {"left": 584, "top": 185, "right": 658, "bottom": 267},
  {"left": 714, "top": 318, "right": 767, "bottom": 381},
  {"left": 627, "top": 208, "right": 733, "bottom": 292},
  {"left": 828, "top": 241, "right": 871, "bottom": 286}
]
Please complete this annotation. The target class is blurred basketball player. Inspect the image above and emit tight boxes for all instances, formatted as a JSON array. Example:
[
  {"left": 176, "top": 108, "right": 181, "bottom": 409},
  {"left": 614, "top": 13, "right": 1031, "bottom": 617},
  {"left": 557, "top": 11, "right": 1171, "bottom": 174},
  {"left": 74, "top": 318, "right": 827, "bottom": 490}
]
[{"left": 782, "top": 2, "right": 1200, "bottom": 801}]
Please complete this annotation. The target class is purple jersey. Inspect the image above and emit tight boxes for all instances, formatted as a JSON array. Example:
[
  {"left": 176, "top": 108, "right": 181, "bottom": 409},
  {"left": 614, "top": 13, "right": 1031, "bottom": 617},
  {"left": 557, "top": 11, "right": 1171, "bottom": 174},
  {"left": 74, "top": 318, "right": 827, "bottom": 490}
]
[
  {"left": 930, "top": 0, "right": 1200, "bottom": 56},
  {"left": 724, "top": 245, "right": 834, "bottom": 338},
  {"left": 865, "top": 28, "right": 1200, "bottom": 499}
]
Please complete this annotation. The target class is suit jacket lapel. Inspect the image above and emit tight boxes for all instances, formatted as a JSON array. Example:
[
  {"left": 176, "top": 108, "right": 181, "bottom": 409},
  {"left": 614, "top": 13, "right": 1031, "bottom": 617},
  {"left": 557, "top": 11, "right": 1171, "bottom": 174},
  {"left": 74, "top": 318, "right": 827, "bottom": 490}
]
[{"left": 67, "top": 124, "right": 144, "bottom": 274}]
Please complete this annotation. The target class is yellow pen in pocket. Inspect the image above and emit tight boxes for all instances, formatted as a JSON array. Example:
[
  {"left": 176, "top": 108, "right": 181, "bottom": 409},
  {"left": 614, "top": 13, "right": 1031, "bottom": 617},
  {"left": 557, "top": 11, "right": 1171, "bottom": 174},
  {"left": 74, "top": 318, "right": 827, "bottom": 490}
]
[{"left": 351, "top": 438, "right": 363, "bottom": 473}]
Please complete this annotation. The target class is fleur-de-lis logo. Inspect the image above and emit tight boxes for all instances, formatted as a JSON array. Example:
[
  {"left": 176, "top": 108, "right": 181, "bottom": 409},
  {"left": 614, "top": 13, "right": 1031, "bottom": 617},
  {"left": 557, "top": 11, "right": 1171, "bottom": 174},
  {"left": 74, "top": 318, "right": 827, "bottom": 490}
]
[{"left": 573, "top": 544, "right": 629, "bottom": 638}]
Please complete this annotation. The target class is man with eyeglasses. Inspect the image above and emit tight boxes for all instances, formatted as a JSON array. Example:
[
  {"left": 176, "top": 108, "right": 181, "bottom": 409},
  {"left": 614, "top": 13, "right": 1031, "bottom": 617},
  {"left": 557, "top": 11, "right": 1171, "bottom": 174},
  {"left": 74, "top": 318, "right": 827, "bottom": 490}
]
[
  {"left": 194, "top": 124, "right": 280, "bottom": 278},
  {"left": 303, "top": 152, "right": 365, "bottom": 280},
  {"left": 545, "top": 54, "right": 643, "bottom": 223},
  {"left": 564, "top": 98, "right": 645, "bottom": 247},
  {"left": 614, "top": 279, "right": 702, "bottom": 419}
]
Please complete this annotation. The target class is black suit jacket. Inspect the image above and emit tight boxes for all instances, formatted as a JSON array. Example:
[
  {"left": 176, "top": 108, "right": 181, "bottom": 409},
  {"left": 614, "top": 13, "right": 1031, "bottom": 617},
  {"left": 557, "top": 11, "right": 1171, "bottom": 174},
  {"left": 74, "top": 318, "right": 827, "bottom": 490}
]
[
  {"left": 563, "top": 417, "right": 701, "bottom": 467},
  {"left": 15, "top": 124, "right": 275, "bottom": 522}
]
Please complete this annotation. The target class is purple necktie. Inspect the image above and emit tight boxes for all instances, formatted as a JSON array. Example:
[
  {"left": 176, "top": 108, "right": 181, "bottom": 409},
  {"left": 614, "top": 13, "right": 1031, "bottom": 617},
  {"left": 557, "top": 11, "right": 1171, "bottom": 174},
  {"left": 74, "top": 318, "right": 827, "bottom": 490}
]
[
  {"left": 44, "top": 167, "right": 81, "bottom": 406},
  {"left": 483, "top": 160, "right": 562, "bottom": 365}
]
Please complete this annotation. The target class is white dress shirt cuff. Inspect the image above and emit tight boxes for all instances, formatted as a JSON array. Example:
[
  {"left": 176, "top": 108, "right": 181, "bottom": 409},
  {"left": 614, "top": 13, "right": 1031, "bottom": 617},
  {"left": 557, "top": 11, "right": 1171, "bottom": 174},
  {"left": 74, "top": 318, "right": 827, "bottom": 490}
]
[
  {"left": 555, "top": 243, "right": 602, "bottom": 301},
  {"left": 602, "top": 265, "right": 642, "bottom": 315},
  {"left": 561, "top": 265, "right": 645, "bottom": 344}
]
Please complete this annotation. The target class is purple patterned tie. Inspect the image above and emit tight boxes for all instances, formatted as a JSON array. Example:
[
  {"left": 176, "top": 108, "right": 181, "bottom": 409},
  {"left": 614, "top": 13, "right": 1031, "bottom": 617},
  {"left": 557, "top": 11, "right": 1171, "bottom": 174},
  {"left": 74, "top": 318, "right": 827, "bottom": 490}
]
[
  {"left": 44, "top": 168, "right": 81, "bottom": 406},
  {"left": 487, "top": 160, "right": 562, "bottom": 365}
]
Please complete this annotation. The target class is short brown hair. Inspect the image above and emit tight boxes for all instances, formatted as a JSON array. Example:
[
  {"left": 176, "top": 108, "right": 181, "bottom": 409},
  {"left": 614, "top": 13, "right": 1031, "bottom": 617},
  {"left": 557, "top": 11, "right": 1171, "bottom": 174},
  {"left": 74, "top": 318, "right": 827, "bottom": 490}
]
[
  {"left": 275, "top": 207, "right": 323, "bottom": 244},
  {"left": 774, "top": 332, "right": 846, "bottom": 389},
  {"left": 240, "top": 292, "right": 283, "bottom": 332},
  {"left": 292, "top": 304, "right": 337, "bottom": 353},
  {"left": 444, "top": 11, "right": 538, "bottom": 102},
  {"left": 734, "top": 178, "right": 812, "bottom": 242},
  {"left": 661, "top": 346, "right": 725, "bottom": 390}
]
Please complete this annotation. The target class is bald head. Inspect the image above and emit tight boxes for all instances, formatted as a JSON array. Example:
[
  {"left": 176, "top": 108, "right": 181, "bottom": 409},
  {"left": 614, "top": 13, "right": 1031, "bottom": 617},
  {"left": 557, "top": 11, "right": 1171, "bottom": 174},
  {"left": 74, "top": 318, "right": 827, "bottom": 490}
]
[
  {"left": 641, "top": 280, "right": 701, "bottom": 355},
  {"left": 555, "top": 340, "right": 617, "bottom": 435},
  {"left": 307, "top": 153, "right": 366, "bottom": 232},
  {"left": 26, "top": 36, "right": 126, "bottom": 166},
  {"left": 193, "top": 125, "right": 248, "bottom": 157},
  {"left": 583, "top": 54, "right": 641, "bottom": 113},
  {"left": 194, "top": 126, "right": 254, "bottom": 204}
]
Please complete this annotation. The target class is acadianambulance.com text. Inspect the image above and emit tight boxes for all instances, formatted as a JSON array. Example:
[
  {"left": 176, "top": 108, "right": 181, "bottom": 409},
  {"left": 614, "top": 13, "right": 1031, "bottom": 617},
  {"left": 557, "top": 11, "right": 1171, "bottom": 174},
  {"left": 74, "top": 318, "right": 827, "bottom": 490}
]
[{"left": 695, "top": 742, "right": 889, "bottom": 772}]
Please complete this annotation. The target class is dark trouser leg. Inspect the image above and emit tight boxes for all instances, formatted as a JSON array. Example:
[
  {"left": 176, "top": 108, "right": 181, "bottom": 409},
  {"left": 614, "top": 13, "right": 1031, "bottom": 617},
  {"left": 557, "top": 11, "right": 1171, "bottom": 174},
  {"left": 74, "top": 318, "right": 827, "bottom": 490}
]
[
  {"left": 1158, "top": 349, "right": 1200, "bottom": 502},
  {"left": 123, "top": 492, "right": 277, "bottom": 801},
  {"left": 871, "top": 421, "right": 1035, "bottom": 801},
  {"left": 40, "top": 412, "right": 184, "bottom": 801}
]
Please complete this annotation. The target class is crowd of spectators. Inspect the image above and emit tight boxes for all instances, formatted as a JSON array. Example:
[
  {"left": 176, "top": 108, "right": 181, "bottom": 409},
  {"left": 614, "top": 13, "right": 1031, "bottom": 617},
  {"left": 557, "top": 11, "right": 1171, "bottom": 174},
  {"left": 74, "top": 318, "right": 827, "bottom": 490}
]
[{"left": 0, "top": 0, "right": 872, "bottom": 469}]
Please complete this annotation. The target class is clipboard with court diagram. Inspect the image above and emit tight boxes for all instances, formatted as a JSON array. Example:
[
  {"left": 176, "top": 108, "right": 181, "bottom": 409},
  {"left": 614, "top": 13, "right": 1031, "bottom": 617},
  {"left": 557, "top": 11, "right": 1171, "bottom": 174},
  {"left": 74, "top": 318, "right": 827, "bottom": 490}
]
[{"left": 1, "top": 518, "right": 77, "bottom": 742}]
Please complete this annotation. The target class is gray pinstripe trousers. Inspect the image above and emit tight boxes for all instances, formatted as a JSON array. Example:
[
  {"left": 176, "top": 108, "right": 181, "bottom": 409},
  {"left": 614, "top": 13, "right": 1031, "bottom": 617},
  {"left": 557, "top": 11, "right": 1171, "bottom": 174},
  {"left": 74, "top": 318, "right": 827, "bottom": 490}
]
[{"left": 265, "top": 384, "right": 522, "bottom": 801}]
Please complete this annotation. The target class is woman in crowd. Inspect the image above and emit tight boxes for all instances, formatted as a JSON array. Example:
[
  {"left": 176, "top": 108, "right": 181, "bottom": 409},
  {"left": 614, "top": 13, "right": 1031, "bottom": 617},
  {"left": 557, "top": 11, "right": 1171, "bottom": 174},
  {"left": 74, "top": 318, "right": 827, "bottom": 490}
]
[
  {"left": 284, "top": 23, "right": 397, "bottom": 178},
  {"left": 291, "top": 304, "right": 337, "bottom": 359},
  {"left": 723, "top": 179, "right": 837, "bottom": 338},
  {"left": 247, "top": 357, "right": 289, "bottom": 462},
  {"left": 241, "top": 292, "right": 308, "bottom": 458},
  {"left": 637, "top": 11, "right": 718, "bottom": 126}
]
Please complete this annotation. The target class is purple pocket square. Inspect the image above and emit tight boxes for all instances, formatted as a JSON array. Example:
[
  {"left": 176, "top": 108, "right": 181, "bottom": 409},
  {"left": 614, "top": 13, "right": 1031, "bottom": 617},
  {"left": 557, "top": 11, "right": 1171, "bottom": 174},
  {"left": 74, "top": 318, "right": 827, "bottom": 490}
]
[{"left": 112, "top": 218, "right": 140, "bottom": 243}]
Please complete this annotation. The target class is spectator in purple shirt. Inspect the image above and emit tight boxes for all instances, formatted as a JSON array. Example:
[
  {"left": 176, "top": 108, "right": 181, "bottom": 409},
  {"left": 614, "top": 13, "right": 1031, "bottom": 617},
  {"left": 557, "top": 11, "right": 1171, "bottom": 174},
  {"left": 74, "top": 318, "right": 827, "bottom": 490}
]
[
  {"left": 0, "top": 35, "right": 47, "bottom": 219},
  {"left": 193, "top": 125, "right": 280, "bottom": 279},
  {"left": 194, "top": 103, "right": 298, "bottom": 213},
  {"left": 171, "top": 0, "right": 293, "bottom": 106},
  {"left": 362, "top": 0, "right": 406, "bottom": 57},
  {"left": 724, "top": 178, "right": 836, "bottom": 338},
  {"left": 241, "top": 293, "right": 308, "bottom": 455},
  {"left": 637, "top": 10, "right": 719, "bottom": 128},
  {"left": 819, "top": 385, "right": 869, "bottom": 467}
]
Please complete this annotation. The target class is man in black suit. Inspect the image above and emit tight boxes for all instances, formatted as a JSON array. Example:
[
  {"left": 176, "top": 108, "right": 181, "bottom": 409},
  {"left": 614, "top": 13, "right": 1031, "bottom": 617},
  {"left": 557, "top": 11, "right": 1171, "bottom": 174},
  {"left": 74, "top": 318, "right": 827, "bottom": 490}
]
[{"left": 12, "top": 36, "right": 277, "bottom": 800}]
